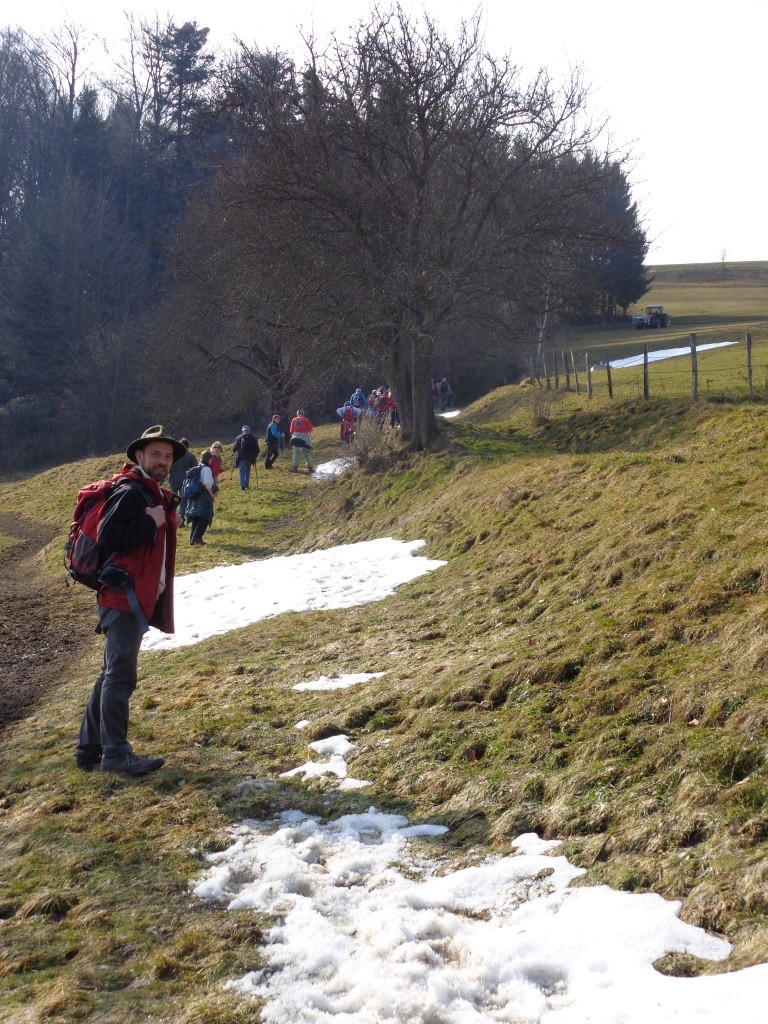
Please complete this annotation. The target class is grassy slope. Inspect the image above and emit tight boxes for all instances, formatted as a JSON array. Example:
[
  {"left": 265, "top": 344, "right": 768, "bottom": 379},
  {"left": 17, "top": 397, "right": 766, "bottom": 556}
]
[{"left": 3, "top": 283, "right": 768, "bottom": 1021}]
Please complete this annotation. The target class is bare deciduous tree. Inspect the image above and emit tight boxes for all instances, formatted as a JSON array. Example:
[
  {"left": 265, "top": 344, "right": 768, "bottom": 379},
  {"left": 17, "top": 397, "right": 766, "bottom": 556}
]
[{"left": 179, "top": 6, "right": 626, "bottom": 449}]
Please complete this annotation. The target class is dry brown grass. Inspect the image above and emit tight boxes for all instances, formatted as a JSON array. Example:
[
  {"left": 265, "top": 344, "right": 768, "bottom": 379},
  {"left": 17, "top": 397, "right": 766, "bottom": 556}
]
[{"left": 3, "top": 383, "right": 768, "bottom": 1020}]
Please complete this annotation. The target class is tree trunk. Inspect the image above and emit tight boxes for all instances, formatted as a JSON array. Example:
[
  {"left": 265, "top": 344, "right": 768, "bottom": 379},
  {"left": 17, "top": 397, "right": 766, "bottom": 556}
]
[
  {"left": 386, "top": 332, "right": 437, "bottom": 449},
  {"left": 409, "top": 335, "right": 438, "bottom": 450},
  {"left": 386, "top": 337, "right": 413, "bottom": 438}
]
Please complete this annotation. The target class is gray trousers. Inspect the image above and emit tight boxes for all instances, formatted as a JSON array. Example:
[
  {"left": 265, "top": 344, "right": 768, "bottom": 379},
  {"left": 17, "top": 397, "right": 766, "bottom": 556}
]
[
  {"left": 291, "top": 442, "right": 313, "bottom": 470},
  {"left": 77, "top": 606, "right": 143, "bottom": 759}
]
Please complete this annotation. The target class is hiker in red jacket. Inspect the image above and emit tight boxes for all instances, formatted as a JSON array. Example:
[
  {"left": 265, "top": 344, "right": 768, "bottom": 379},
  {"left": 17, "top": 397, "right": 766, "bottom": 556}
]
[
  {"left": 75, "top": 425, "right": 185, "bottom": 777},
  {"left": 289, "top": 409, "right": 314, "bottom": 473}
]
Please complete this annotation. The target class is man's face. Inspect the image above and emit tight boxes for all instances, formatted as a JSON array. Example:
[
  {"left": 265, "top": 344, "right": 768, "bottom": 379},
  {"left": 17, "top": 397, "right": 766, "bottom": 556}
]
[{"left": 135, "top": 441, "right": 175, "bottom": 482}]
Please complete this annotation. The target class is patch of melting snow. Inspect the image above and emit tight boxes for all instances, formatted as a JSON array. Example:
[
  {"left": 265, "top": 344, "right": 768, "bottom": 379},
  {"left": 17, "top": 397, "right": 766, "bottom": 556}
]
[
  {"left": 293, "top": 671, "right": 387, "bottom": 692},
  {"left": 193, "top": 811, "right": 768, "bottom": 1024},
  {"left": 597, "top": 340, "right": 736, "bottom": 370},
  {"left": 142, "top": 540, "right": 445, "bottom": 652},
  {"left": 313, "top": 457, "right": 356, "bottom": 478},
  {"left": 280, "top": 732, "right": 372, "bottom": 790}
]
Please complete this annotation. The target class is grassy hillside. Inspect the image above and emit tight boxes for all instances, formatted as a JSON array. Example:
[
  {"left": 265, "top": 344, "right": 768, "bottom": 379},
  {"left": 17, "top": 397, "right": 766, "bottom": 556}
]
[{"left": 2, "top": 376, "right": 768, "bottom": 1021}]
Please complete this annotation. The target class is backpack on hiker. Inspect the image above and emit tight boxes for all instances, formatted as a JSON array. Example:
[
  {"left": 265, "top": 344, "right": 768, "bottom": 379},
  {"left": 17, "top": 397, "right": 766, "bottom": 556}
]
[
  {"left": 180, "top": 464, "right": 204, "bottom": 500},
  {"left": 65, "top": 477, "right": 126, "bottom": 590},
  {"left": 235, "top": 433, "right": 259, "bottom": 463},
  {"left": 64, "top": 475, "right": 150, "bottom": 633}
]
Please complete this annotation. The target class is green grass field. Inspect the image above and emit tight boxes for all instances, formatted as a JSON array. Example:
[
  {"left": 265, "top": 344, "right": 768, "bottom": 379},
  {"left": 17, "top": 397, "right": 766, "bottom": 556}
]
[
  {"left": 562, "top": 260, "right": 768, "bottom": 353},
  {"left": 2, "top": 262, "right": 768, "bottom": 1022}
]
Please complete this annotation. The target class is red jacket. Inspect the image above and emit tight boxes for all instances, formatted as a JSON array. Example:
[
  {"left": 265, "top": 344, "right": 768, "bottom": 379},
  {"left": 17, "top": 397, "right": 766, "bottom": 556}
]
[
  {"left": 290, "top": 415, "right": 313, "bottom": 435},
  {"left": 97, "top": 465, "right": 179, "bottom": 633}
]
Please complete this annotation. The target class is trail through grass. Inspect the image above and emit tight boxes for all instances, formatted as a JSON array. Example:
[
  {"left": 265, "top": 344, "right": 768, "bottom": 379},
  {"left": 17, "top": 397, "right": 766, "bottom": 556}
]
[{"left": 4, "top": 343, "right": 768, "bottom": 1019}]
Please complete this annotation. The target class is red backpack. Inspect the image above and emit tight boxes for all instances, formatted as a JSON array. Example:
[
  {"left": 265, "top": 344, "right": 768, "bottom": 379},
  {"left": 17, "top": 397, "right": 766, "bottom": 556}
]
[
  {"left": 65, "top": 475, "right": 136, "bottom": 590},
  {"left": 65, "top": 474, "right": 152, "bottom": 632}
]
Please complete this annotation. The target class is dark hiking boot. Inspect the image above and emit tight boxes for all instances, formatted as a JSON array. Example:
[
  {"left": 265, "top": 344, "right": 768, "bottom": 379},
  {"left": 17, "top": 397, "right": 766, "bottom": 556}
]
[
  {"left": 100, "top": 752, "right": 165, "bottom": 776},
  {"left": 75, "top": 749, "right": 102, "bottom": 771}
]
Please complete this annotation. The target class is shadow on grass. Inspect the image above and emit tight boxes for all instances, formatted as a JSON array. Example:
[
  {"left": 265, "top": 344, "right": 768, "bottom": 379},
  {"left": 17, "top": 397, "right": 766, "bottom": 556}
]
[
  {"left": 161, "top": 766, "right": 493, "bottom": 857},
  {"left": 443, "top": 422, "right": 551, "bottom": 463}
]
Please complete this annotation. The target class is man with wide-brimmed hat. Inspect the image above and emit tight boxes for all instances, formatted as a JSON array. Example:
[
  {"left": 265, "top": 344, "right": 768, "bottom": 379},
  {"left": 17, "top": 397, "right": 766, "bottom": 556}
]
[{"left": 75, "top": 425, "right": 184, "bottom": 776}]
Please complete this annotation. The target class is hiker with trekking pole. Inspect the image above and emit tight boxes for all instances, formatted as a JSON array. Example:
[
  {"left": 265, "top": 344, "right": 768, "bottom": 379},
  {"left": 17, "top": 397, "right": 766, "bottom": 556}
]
[{"left": 232, "top": 425, "right": 259, "bottom": 489}]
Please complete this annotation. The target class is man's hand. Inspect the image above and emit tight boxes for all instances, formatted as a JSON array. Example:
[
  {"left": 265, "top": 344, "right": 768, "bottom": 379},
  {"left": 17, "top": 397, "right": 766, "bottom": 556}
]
[{"left": 145, "top": 505, "right": 166, "bottom": 527}]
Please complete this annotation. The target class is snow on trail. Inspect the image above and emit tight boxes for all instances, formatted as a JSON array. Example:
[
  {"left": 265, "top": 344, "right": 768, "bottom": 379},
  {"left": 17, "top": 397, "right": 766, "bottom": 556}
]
[
  {"left": 313, "top": 456, "right": 356, "bottom": 478},
  {"left": 155, "top": 532, "right": 765, "bottom": 1021},
  {"left": 193, "top": 811, "right": 768, "bottom": 1023},
  {"left": 142, "top": 538, "right": 445, "bottom": 651}
]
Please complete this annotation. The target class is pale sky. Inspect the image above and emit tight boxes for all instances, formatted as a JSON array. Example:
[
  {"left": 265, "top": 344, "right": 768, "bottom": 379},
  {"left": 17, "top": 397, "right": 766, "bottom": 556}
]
[{"left": 10, "top": 0, "right": 767, "bottom": 266}]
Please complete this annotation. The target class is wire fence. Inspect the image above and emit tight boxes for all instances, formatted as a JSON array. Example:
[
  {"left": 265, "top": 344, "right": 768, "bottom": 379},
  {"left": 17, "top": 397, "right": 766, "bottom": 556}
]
[{"left": 531, "top": 333, "right": 768, "bottom": 403}]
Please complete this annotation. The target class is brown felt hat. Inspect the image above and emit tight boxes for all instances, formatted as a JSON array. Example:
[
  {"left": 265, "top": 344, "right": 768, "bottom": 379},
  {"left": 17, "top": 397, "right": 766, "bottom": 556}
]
[{"left": 126, "top": 425, "right": 187, "bottom": 464}]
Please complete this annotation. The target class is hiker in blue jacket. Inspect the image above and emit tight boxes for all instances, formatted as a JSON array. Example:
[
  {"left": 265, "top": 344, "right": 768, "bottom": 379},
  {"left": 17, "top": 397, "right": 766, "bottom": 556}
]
[{"left": 264, "top": 414, "right": 283, "bottom": 469}]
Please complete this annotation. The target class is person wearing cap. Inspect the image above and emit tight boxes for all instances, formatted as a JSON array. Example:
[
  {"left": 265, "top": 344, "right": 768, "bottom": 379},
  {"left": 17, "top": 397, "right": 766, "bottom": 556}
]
[
  {"left": 75, "top": 425, "right": 185, "bottom": 777},
  {"left": 289, "top": 409, "right": 314, "bottom": 473},
  {"left": 232, "top": 424, "right": 260, "bottom": 489}
]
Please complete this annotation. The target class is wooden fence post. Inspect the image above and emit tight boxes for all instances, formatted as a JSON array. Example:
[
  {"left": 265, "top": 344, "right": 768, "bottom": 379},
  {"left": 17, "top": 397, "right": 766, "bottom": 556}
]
[
  {"left": 747, "top": 332, "right": 753, "bottom": 396},
  {"left": 586, "top": 352, "right": 593, "bottom": 399},
  {"left": 606, "top": 360, "right": 613, "bottom": 399},
  {"left": 643, "top": 345, "right": 649, "bottom": 400},
  {"left": 562, "top": 351, "right": 570, "bottom": 390},
  {"left": 571, "top": 351, "right": 580, "bottom": 394},
  {"left": 691, "top": 333, "right": 698, "bottom": 401}
]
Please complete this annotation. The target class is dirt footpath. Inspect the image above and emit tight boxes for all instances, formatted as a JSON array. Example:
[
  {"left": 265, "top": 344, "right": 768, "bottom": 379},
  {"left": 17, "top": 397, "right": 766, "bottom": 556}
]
[{"left": 0, "top": 513, "right": 95, "bottom": 730}]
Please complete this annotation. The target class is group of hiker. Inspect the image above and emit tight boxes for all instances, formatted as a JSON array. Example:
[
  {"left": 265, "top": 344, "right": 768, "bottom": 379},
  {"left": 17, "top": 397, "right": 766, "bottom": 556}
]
[
  {"left": 68, "top": 376, "right": 451, "bottom": 778},
  {"left": 432, "top": 377, "right": 453, "bottom": 410},
  {"left": 336, "top": 385, "right": 399, "bottom": 442},
  {"left": 163, "top": 412, "right": 319, "bottom": 548}
]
